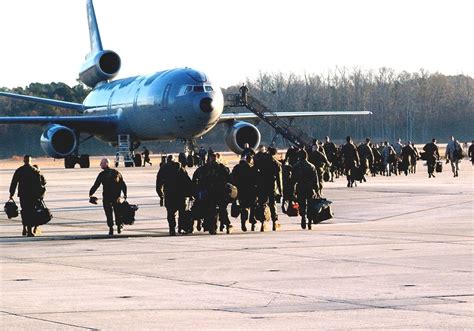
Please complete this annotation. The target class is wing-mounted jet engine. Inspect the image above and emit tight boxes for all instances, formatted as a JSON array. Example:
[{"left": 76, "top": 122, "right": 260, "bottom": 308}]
[{"left": 224, "top": 121, "right": 261, "bottom": 154}]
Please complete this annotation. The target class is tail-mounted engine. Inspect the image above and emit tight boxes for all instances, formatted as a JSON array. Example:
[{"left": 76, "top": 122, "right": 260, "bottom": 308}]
[
  {"left": 79, "top": 50, "right": 121, "bottom": 88},
  {"left": 40, "top": 124, "right": 77, "bottom": 158},
  {"left": 224, "top": 121, "right": 261, "bottom": 154}
]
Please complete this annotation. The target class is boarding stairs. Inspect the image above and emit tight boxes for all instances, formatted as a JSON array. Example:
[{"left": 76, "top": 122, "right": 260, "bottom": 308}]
[
  {"left": 117, "top": 134, "right": 134, "bottom": 167},
  {"left": 224, "top": 94, "right": 313, "bottom": 149}
]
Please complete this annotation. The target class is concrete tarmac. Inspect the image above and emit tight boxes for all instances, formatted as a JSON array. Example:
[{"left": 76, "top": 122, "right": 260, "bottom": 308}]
[{"left": 1, "top": 157, "right": 473, "bottom": 329}]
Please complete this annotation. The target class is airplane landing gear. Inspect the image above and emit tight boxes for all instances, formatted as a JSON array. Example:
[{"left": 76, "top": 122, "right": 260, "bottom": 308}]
[{"left": 65, "top": 154, "right": 90, "bottom": 168}]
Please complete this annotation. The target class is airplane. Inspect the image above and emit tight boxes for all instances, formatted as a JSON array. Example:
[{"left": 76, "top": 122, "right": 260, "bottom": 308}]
[{"left": 0, "top": 0, "right": 371, "bottom": 169}]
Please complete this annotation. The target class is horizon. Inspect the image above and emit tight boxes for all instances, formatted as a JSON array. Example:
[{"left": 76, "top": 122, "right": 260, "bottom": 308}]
[{"left": 0, "top": 0, "right": 472, "bottom": 89}]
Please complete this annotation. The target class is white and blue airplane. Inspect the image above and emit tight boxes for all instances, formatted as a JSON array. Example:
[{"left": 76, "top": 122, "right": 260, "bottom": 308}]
[{"left": 0, "top": 0, "right": 370, "bottom": 168}]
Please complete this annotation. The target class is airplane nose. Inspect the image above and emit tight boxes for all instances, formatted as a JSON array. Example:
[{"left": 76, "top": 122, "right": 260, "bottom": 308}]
[{"left": 199, "top": 97, "right": 214, "bottom": 113}]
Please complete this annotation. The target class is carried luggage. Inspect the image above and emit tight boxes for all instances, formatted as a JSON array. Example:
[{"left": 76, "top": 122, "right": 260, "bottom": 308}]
[
  {"left": 420, "top": 152, "right": 428, "bottom": 161},
  {"left": 230, "top": 201, "right": 240, "bottom": 218},
  {"left": 308, "top": 198, "right": 333, "bottom": 224},
  {"left": 225, "top": 183, "right": 238, "bottom": 200},
  {"left": 117, "top": 200, "right": 138, "bottom": 225},
  {"left": 179, "top": 200, "right": 194, "bottom": 234},
  {"left": 286, "top": 202, "right": 299, "bottom": 217},
  {"left": 33, "top": 199, "right": 53, "bottom": 226},
  {"left": 4, "top": 199, "right": 19, "bottom": 219},
  {"left": 435, "top": 161, "right": 443, "bottom": 173},
  {"left": 255, "top": 203, "right": 271, "bottom": 223},
  {"left": 351, "top": 167, "right": 364, "bottom": 181}
]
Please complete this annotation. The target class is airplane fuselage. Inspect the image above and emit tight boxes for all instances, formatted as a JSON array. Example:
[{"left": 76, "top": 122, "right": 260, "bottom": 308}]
[{"left": 83, "top": 67, "right": 224, "bottom": 143}]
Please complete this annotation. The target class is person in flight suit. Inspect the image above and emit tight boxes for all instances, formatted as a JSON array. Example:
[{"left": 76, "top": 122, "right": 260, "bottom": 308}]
[
  {"left": 201, "top": 152, "right": 232, "bottom": 234},
  {"left": 156, "top": 154, "right": 192, "bottom": 236},
  {"left": 341, "top": 136, "right": 360, "bottom": 187},
  {"left": 9, "top": 155, "right": 46, "bottom": 237},
  {"left": 89, "top": 158, "right": 127, "bottom": 236},
  {"left": 423, "top": 138, "right": 440, "bottom": 178},
  {"left": 292, "top": 149, "right": 320, "bottom": 230},
  {"left": 254, "top": 146, "right": 282, "bottom": 231},
  {"left": 142, "top": 146, "right": 152, "bottom": 167},
  {"left": 308, "top": 144, "right": 330, "bottom": 195},
  {"left": 231, "top": 154, "right": 258, "bottom": 232},
  {"left": 239, "top": 83, "right": 249, "bottom": 105}
]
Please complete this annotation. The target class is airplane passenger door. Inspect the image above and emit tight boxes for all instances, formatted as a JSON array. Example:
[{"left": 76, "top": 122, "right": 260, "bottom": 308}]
[{"left": 162, "top": 84, "right": 171, "bottom": 110}]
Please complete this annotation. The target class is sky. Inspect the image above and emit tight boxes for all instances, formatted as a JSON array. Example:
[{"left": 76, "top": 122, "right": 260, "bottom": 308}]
[{"left": 0, "top": 0, "right": 472, "bottom": 89}]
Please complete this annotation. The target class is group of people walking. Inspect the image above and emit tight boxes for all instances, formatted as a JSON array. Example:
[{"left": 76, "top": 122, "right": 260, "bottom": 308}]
[{"left": 7, "top": 135, "right": 471, "bottom": 237}]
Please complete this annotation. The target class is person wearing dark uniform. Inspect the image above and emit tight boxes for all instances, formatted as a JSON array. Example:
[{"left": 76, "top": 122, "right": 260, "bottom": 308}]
[
  {"left": 231, "top": 155, "right": 258, "bottom": 232},
  {"left": 254, "top": 146, "right": 282, "bottom": 231},
  {"left": 9, "top": 155, "right": 45, "bottom": 237},
  {"left": 308, "top": 144, "right": 330, "bottom": 195},
  {"left": 423, "top": 138, "right": 439, "bottom": 178},
  {"left": 241, "top": 143, "right": 255, "bottom": 159},
  {"left": 400, "top": 142, "right": 416, "bottom": 176},
  {"left": 323, "top": 136, "right": 337, "bottom": 181},
  {"left": 201, "top": 152, "right": 232, "bottom": 234},
  {"left": 281, "top": 157, "right": 294, "bottom": 214},
  {"left": 142, "top": 146, "right": 152, "bottom": 167},
  {"left": 89, "top": 158, "right": 127, "bottom": 235},
  {"left": 410, "top": 142, "right": 420, "bottom": 174},
  {"left": 341, "top": 136, "right": 360, "bottom": 187},
  {"left": 469, "top": 140, "right": 474, "bottom": 166},
  {"left": 358, "top": 138, "right": 374, "bottom": 181},
  {"left": 156, "top": 155, "right": 192, "bottom": 236},
  {"left": 284, "top": 146, "right": 300, "bottom": 166},
  {"left": 239, "top": 83, "right": 249, "bottom": 105},
  {"left": 292, "top": 149, "right": 319, "bottom": 230}
]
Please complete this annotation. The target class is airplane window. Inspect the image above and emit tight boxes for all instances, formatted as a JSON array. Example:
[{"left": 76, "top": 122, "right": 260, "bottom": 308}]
[
  {"left": 193, "top": 86, "right": 204, "bottom": 92},
  {"left": 205, "top": 86, "right": 213, "bottom": 92}
]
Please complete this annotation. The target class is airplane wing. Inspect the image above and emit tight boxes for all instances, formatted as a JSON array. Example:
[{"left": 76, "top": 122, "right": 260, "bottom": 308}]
[
  {"left": 0, "top": 114, "right": 118, "bottom": 134},
  {"left": 0, "top": 92, "right": 87, "bottom": 112},
  {"left": 0, "top": 91, "right": 116, "bottom": 133},
  {"left": 218, "top": 110, "right": 372, "bottom": 122}
]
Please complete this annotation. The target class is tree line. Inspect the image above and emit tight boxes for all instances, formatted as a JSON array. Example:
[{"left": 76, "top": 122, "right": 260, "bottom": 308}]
[{"left": 0, "top": 69, "right": 472, "bottom": 158}]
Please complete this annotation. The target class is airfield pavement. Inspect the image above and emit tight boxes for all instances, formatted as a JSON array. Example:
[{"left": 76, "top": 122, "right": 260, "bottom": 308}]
[{"left": 0, "top": 155, "right": 473, "bottom": 329}]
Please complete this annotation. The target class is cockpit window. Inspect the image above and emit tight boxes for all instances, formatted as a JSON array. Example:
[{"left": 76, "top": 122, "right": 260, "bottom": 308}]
[{"left": 179, "top": 85, "right": 212, "bottom": 96}]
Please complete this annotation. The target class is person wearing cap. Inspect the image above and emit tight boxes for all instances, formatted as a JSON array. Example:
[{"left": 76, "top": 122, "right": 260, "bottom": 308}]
[{"left": 89, "top": 158, "right": 127, "bottom": 235}]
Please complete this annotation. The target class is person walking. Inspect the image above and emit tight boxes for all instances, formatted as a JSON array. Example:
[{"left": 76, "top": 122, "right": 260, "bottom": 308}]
[
  {"left": 292, "top": 150, "right": 319, "bottom": 230},
  {"left": 89, "top": 158, "right": 127, "bottom": 235},
  {"left": 9, "top": 155, "right": 46, "bottom": 237},
  {"left": 445, "top": 136, "right": 462, "bottom": 177},
  {"left": 142, "top": 146, "right": 152, "bottom": 167},
  {"left": 423, "top": 138, "right": 439, "bottom": 178},
  {"left": 156, "top": 155, "right": 193, "bottom": 235}
]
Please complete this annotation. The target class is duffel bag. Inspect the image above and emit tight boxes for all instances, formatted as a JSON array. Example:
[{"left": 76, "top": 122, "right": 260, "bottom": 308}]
[
  {"left": 286, "top": 202, "right": 299, "bottom": 217},
  {"left": 4, "top": 199, "right": 19, "bottom": 219},
  {"left": 34, "top": 199, "right": 53, "bottom": 226},
  {"left": 117, "top": 200, "right": 138, "bottom": 225},
  {"left": 308, "top": 198, "right": 333, "bottom": 224}
]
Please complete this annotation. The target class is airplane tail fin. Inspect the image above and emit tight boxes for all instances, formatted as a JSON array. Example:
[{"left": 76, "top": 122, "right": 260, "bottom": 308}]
[
  {"left": 79, "top": 0, "right": 121, "bottom": 88},
  {"left": 86, "top": 0, "right": 103, "bottom": 58}
]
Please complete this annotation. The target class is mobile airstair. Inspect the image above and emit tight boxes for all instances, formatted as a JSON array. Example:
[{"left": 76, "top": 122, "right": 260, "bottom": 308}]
[{"left": 224, "top": 94, "right": 313, "bottom": 149}]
